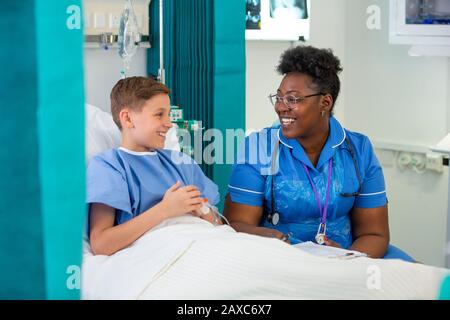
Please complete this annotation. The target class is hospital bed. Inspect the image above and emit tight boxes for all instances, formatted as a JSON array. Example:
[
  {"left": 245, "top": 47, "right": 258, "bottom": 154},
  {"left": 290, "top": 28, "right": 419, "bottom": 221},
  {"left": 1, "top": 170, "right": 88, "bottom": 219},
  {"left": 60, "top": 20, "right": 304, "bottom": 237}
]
[{"left": 83, "top": 103, "right": 450, "bottom": 300}]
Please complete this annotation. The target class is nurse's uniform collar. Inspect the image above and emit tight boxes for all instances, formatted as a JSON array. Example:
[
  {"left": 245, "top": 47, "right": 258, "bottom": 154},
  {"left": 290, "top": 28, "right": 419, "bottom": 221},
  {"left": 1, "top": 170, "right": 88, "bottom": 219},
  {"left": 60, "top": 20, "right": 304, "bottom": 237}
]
[
  {"left": 277, "top": 129, "right": 294, "bottom": 149},
  {"left": 316, "top": 117, "right": 347, "bottom": 170},
  {"left": 118, "top": 147, "right": 157, "bottom": 156},
  {"left": 276, "top": 117, "right": 347, "bottom": 170},
  {"left": 276, "top": 117, "right": 346, "bottom": 149},
  {"left": 330, "top": 117, "right": 346, "bottom": 149}
]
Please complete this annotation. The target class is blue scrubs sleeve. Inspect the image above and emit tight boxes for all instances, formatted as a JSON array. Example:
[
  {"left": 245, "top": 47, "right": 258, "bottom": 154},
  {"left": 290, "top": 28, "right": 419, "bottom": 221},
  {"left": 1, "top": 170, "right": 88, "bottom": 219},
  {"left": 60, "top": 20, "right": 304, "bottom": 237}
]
[
  {"left": 354, "top": 138, "right": 387, "bottom": 208},
  {"left": 86, "top": 156, "right": 132, "bottom": 214},
  {"left": 228, "top": 135, "right": 267, "bottom": 207}
]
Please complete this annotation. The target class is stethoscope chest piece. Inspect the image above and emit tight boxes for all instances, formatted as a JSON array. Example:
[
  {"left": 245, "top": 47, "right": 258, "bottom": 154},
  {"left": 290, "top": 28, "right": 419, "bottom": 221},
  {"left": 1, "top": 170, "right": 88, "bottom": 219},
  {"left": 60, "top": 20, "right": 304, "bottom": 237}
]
[{"left": 269, "top": 212, "right": 280, "bottom": 226}]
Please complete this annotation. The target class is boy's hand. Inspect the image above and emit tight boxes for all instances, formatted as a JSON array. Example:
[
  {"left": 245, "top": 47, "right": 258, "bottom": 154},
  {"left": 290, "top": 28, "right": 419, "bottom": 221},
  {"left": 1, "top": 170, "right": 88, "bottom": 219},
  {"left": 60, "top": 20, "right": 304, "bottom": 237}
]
[
  {"left": 192, "top": 204, "right": 223, "bottom": 225},
  {"left": 160, "top": 181, "right": 204, "bottom": 218},
  {"left": 192, "top": 198, "right": 210, "bottom": 218}
]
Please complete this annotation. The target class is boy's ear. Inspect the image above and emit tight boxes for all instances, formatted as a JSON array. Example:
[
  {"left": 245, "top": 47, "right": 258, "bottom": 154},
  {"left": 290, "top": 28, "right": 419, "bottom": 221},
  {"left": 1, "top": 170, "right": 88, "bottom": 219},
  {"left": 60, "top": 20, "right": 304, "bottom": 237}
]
[{"left": 119, "top": 108, "right": 134, "bottom": 129}]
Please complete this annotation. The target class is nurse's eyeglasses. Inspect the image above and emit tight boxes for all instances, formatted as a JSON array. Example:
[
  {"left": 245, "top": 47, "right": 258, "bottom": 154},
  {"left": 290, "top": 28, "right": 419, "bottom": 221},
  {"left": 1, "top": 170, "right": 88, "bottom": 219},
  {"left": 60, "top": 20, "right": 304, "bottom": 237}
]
[{"left": 268, "top": 92, "right": 325, "bottom": 110}]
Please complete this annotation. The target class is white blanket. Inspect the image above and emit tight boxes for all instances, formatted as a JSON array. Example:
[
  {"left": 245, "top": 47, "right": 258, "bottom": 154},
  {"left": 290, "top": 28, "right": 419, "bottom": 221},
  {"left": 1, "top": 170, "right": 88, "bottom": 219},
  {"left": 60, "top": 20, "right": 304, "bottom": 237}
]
[{"left": 82, "top": 216, "right": 449, "bottom": 299}]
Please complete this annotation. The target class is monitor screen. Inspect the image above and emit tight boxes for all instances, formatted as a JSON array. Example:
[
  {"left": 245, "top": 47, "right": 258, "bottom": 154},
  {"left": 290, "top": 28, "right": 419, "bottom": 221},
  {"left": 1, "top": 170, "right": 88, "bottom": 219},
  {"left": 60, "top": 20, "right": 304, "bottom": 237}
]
[{"left": 406, "top": 0, "right": 450, "bottom": 25}]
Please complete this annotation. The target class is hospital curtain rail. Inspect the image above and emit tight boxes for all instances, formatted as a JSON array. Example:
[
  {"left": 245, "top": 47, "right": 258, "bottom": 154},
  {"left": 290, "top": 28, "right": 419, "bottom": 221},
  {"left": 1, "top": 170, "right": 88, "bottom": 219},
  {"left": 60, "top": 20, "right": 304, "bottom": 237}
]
[
  {"left": 0, "top": 0, "right": 85, "bottom": 299},
  {"left": 147, "top": 0, "right": 246, "bottom": 210}
]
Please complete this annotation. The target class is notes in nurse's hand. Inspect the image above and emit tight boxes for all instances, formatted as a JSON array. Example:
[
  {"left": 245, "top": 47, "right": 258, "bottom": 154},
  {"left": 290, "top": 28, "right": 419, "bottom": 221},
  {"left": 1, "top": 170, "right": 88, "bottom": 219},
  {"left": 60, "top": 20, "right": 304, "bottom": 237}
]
[{"left": 293, "top": 241, "right": 368, "bottom": 259}]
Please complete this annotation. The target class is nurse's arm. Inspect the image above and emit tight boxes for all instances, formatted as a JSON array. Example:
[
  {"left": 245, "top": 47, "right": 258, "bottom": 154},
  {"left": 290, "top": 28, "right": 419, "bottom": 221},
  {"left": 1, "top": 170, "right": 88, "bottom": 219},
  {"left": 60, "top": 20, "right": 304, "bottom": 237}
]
[
  {"left": 223, "top": 194, "right": 287, "bottom": 241},
  {"left": 349, "top": 205, "right": 390, "bottom": 258}
]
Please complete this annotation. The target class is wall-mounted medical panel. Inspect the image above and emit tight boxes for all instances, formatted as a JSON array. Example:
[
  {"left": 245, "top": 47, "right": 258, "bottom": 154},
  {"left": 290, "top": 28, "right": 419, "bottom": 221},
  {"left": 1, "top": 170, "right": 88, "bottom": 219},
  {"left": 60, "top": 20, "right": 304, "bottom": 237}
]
[
  {"left": 83, "top": 0, "right": 151, "bottom": 48},
  {"left": 245, "top": 0, "right": 310, "bottom": 41},
  {"left": 390, "top": 0, "right": 450, "bottom": 46}
]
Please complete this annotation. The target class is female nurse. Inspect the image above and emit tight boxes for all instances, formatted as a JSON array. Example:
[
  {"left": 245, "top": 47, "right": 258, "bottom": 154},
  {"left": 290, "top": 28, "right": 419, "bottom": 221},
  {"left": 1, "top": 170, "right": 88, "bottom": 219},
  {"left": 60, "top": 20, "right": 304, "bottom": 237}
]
[{"left": 223, "top": 45, "right": 414, "bottom": 261}]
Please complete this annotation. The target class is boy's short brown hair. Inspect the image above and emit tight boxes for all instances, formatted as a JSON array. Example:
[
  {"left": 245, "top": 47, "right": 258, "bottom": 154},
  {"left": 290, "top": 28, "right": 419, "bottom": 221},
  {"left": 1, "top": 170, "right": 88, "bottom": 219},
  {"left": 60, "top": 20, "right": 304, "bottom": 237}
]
[{"left": 110, "top": 76, "right": 170, "bottom": 129}]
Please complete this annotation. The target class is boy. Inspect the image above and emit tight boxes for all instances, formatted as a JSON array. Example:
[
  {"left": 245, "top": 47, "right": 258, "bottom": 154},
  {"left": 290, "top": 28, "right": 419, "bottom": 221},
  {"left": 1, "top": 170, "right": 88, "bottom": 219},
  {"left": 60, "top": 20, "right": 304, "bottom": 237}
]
[{"left": 87, "top": 77, "right": 221, "bottom": 256}]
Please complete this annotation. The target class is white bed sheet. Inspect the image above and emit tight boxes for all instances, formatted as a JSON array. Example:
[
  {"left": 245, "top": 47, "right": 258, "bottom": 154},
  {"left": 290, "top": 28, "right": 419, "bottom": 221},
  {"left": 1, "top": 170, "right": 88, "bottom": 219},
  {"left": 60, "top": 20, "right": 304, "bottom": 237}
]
[{"left": 82, "top": 216, "right": 449, "bottom": 300}]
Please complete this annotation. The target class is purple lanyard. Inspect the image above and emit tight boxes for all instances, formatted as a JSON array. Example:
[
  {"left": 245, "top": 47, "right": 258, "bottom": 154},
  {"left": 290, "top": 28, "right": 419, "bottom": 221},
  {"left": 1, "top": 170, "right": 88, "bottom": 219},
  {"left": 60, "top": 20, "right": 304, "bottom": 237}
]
[{"left": 302, "top": 159, "right": 333, "bottom": 226}]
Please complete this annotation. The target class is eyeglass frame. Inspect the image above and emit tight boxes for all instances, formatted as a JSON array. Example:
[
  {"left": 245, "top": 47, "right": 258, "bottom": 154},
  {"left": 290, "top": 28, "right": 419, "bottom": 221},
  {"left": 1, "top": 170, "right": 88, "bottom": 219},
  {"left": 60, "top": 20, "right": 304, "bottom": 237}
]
[{"left": 268, "top": 92, "right": 325, "bottom": 110}]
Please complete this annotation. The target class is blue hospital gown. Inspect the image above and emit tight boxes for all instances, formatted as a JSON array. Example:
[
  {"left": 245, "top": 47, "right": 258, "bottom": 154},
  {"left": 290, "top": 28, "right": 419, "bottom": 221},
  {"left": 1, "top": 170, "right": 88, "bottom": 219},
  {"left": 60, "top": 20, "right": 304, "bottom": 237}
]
[{"left": 86, "top": 147, "right": 220, "bottom": 228}]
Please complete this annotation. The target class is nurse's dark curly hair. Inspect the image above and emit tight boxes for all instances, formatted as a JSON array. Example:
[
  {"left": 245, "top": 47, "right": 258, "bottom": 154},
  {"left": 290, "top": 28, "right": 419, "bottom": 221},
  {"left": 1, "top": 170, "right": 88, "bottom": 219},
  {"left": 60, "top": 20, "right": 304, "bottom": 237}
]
[{"left": 277, "top": 46, "right": 343, "bottom": 109}]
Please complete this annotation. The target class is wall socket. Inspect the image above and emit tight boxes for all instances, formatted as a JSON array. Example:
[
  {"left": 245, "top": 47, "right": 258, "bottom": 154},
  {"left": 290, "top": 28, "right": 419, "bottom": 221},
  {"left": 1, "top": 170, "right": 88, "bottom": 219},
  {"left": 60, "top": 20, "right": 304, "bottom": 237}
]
[
  {"left": 93, "top": 12, "right": 106, "bottom": 28},
  {"left": 426, "top": 153, "right": 444, "bottom": 173},
  {"left": 109, "top": 13, "right": 121, "bottom": 29}
]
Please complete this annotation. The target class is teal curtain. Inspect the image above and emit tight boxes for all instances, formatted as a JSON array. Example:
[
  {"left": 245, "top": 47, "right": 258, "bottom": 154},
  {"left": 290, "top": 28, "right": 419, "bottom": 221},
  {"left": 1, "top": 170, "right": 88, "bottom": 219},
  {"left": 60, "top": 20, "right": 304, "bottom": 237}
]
[
  {"left": 440, "top": 275, "right": 450, "bottom": 300},
  {"left": 147, "top": 0, "right": 245, "bottom": 209},
  {"left": 0, "top": 0, "right": 85, "bottom": 299},
  {"left": 212, "top": 0, "right": 246, "bottom": 210},
  {"left": 0, "top": 0, "right": 45, "bottom": 299}
]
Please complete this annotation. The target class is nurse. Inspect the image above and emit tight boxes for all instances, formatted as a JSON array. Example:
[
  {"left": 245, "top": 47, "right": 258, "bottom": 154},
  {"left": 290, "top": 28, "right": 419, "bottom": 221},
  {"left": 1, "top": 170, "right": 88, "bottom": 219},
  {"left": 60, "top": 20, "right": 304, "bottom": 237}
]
[{"left": 224, "top": 45, "right": 413, "bottom": 261}]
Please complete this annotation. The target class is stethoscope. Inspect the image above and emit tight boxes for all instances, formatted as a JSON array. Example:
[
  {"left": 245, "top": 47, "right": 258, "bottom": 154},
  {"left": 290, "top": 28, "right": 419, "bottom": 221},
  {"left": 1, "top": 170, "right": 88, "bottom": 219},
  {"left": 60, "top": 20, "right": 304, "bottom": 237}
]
[{"left": 266, "top": 137, "right": 363, "bottom": 244}]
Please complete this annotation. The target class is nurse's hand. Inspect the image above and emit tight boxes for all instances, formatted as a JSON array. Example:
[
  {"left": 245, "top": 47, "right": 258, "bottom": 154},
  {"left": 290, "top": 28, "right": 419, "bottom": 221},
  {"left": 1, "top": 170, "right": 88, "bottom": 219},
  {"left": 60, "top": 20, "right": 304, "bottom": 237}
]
[
  {"left": 260, "top": 228, "right": 291, "bottom": 244},
  {"left": 324, "top": 236, "right": 342, "bottom": 248}
]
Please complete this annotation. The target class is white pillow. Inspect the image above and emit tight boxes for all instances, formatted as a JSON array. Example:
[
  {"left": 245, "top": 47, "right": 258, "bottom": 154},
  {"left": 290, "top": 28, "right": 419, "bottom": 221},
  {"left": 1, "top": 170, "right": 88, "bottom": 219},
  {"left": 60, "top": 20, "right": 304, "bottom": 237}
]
[
  {"left": 85, "top": 103, "right": 121, "bottom": 164},
  {"left": 85, "top": 103, "right": 180, "bottom": 164},
  {"left": 164, "top": 123, "right": 181, "bottom": 152}
]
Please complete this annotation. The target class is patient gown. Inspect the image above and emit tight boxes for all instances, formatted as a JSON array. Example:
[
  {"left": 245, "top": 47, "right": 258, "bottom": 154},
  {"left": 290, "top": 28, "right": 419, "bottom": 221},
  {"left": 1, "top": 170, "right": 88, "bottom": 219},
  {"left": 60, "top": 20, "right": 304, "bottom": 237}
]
[{"left": 86, "top": 147, "right": 220, "bottom": 226}]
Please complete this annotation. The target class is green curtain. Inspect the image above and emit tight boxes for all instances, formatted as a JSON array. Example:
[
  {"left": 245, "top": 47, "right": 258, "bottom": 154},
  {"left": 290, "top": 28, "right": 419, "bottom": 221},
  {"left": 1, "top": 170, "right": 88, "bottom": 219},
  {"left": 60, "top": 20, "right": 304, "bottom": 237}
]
[
  {"left": 147, "top": 0, "right": 245, "bottom": 209},
  {"left": 0, "top": 0, "right": 85, "bottom": 299}
]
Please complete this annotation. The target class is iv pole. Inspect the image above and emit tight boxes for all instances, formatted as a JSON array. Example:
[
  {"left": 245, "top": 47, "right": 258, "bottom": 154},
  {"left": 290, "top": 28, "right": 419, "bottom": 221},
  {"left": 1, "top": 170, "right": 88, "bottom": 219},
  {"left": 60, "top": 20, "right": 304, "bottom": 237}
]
[{"left": 158, "top": 0, "right": 165, "bottom": 84}]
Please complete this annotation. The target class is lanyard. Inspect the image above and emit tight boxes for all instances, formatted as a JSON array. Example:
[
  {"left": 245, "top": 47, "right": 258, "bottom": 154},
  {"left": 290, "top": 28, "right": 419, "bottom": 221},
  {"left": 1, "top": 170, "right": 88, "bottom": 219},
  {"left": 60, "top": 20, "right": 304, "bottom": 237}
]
[{"left": 302, "top": 158, "right": 333, "bottom": 226}]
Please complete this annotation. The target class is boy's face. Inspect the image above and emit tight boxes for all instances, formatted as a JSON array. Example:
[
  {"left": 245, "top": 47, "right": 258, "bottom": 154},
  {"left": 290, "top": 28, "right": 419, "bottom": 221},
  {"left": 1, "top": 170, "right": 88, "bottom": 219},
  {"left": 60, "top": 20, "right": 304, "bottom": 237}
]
[{"left": 127, "top": 94, "right": 172, "bottom": 151}]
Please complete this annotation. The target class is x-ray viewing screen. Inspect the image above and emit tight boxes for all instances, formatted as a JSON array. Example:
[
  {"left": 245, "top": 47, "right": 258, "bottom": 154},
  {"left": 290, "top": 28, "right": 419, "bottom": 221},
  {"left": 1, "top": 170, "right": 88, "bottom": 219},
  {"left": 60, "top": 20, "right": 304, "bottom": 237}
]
[
  {"left": 246, "top": 0, "right": 310, "bottom": 41},
  {"left": 406, "top": 0, "right": 450, "bottom": 25},
  {"left": 269, "top": 0, "right": 308, "bottom": 20}
]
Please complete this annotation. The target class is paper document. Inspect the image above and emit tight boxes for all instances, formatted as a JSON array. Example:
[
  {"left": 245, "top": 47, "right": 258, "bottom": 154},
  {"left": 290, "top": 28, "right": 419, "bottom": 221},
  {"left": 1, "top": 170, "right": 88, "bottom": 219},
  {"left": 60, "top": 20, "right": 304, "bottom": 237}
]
[{"left": 293, "top": 241, "right": 368, "bottom": 259}]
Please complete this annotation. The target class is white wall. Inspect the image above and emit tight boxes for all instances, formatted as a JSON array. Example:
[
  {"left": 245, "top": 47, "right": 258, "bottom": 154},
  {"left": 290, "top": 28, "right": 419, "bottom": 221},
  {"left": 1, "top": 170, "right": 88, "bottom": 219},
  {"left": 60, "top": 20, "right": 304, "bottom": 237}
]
[
  {"left": 246, "top": 0, "right": 449, "bottom": 266},
  {"left": 448, "top": 61, "right": 450, "bottom": 131},
  {"left": 246, "top": 0, "right": 347, "bottom": 131},
  {"left": 344, "top": 0, "right": 449, "bottom": 267},
  {"left": 245, "top": 41, "right": 290, "bottom": 130},
  {"left": 84, "top": 48, "right": 148, "bottom": 112}
]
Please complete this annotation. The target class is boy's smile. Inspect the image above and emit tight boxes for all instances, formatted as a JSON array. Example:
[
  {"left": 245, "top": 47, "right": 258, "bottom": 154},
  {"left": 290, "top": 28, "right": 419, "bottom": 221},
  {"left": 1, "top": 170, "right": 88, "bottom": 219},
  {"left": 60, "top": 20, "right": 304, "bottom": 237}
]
[{"left": 157, "top": 130, "right": 168, "bottom": 140}]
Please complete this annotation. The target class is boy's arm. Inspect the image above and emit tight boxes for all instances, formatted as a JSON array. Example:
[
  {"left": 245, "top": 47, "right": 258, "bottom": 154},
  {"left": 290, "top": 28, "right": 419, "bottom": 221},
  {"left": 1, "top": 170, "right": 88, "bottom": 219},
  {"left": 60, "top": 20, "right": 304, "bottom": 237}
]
[
  {"left": 89, "top": 202, "right": 169, "bottom": 256},
  {"left": 90, "top": 181, "right": 204, "bottom": 256}
]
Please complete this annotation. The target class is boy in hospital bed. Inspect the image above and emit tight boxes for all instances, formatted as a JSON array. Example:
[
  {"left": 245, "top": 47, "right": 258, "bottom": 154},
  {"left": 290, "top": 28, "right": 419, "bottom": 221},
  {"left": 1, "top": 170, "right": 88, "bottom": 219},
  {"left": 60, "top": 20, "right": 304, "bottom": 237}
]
[{"left": 86, "top": 76, "right": 222, "bottom": 256}]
